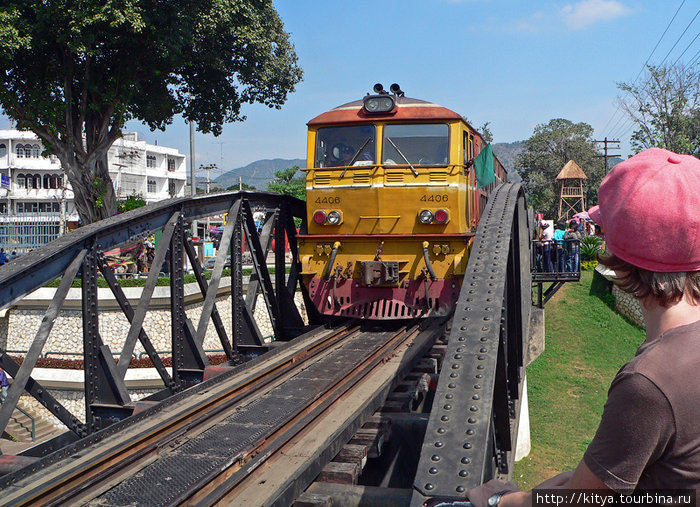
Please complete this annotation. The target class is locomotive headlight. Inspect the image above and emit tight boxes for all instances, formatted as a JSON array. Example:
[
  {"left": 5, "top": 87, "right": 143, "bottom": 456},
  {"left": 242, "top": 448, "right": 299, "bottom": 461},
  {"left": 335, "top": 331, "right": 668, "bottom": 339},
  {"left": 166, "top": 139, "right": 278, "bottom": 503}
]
[
  {"left": 434, "top": 209, "right": 449, "bottom": 224},
  {"left": 363, "top": 95, "right": 395, "bottom": 114},
  {"left": 419, "top": 209, "right": 434, "bottom": 224},
  {"left": 313, "top": 210, "right": 327, "bottom": 225},
  {"left": 327, "top": 210, "right": 342, "bottom": 225}
]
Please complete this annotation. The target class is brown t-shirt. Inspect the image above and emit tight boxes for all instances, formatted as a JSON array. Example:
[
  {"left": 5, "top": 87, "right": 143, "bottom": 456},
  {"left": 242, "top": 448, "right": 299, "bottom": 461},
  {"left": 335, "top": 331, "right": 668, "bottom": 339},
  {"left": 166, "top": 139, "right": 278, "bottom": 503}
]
[{"left": 584, "top": 319, "right": 700, "bottom": 491}]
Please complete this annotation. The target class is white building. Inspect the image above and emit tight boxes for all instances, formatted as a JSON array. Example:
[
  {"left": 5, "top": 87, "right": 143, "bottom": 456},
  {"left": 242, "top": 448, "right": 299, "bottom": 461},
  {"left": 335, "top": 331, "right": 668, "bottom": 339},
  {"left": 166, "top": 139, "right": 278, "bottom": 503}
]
[
  {"left": 0, "top": 130, "right": 186, "bottom": 252},
  {"left": 109, "top": 132, "right": 187, "bottom": 203}
]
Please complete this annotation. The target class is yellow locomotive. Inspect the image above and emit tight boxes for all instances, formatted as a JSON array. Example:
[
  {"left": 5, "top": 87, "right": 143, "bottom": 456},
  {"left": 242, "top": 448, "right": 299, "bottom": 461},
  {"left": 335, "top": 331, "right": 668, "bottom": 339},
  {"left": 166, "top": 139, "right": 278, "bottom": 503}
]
[{"left": 298, "top": 84, "right": 506, "bottom": 319}]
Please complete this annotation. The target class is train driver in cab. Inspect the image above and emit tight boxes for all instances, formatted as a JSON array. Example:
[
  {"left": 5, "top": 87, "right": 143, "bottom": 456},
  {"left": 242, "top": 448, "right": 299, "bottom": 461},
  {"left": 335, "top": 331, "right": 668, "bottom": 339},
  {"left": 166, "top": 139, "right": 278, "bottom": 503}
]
[{"left": 465, "top": 148, "right": 700, "bottom": 506}]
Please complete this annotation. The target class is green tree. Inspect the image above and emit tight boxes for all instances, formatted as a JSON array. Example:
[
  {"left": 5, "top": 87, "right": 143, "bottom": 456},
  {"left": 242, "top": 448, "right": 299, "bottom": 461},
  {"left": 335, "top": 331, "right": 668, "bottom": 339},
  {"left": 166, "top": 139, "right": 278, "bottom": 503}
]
[
  {"left": 463, "top": 117, "right": 493, "bottom": 144},
  {"left": 516, "top": 119, "right": 604, "bottom": 218},
  {"left": 267, "top": 166, "right": 305, "bottom": 200},
  {"left": 0, "top": 1, "right": 302, "bottom": 224},
  {"left": 617, "top": 63, "right": 700, "bottom": 155}
]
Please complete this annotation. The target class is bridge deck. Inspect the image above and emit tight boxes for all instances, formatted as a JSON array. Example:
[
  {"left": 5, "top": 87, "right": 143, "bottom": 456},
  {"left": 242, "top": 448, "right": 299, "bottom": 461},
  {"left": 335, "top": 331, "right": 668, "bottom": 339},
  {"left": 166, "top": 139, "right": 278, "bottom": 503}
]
[{"left": 99, "top": 327, "right": 402, "bottom": 505}]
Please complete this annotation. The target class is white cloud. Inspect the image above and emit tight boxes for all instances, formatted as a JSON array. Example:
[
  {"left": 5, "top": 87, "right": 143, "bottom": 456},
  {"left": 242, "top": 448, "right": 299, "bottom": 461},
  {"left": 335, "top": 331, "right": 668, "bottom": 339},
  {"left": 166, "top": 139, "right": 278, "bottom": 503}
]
[{"left": 560, "top": 0, "right": 632, "bottom": 30}]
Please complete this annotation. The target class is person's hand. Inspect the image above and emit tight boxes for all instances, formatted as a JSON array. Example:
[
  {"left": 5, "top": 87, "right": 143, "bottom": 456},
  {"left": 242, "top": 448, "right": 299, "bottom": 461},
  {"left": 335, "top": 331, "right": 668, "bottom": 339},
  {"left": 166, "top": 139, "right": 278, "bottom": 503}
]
[
  {"left": 466, "top": 478, "right": 519, "bottom": 507},
  {"left": 533, "top": 470, "right": 573, "bottom": 489}
]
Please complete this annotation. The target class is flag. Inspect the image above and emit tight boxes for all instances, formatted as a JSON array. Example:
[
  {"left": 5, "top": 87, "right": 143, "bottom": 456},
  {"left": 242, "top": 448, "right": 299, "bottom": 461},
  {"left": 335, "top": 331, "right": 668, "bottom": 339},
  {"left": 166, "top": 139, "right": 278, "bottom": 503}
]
[{"left": 473, "top": 143, "right": 495, "bottom": 188}]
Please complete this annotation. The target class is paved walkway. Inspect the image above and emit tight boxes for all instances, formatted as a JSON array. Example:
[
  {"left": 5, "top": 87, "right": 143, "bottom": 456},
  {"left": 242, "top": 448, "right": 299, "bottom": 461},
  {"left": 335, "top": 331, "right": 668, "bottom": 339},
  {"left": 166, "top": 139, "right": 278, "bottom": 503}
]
[{"left": 0, "top": 438, "right": 35, "bottom": 455}]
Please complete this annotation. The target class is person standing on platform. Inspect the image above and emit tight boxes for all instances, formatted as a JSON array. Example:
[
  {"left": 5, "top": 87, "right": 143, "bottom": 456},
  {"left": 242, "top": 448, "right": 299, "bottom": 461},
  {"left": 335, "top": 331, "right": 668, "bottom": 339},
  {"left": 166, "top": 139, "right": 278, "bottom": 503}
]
[
  {"left": 553, "top": 222, "right": 566, "bottom": 273},
  {"left": 565, "top": 220, "right": 582, "bottom": 272},
  {"left": 539, "top": 222, "right": 553, "bottom": 272}
]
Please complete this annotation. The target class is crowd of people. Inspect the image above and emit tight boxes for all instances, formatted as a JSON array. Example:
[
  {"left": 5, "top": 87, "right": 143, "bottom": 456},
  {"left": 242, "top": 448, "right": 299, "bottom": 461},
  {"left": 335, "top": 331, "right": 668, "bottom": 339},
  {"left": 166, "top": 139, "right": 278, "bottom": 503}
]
[{"left": 535, "top": 218, "right": 594, "bottom": 273}]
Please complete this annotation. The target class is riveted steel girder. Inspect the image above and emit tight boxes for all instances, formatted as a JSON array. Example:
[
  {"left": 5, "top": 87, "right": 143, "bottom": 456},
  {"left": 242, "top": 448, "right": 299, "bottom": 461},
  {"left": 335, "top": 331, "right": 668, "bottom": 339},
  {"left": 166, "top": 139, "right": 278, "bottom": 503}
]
[{"left": 412, "top": 183, "right": 531, "bottom": 501}]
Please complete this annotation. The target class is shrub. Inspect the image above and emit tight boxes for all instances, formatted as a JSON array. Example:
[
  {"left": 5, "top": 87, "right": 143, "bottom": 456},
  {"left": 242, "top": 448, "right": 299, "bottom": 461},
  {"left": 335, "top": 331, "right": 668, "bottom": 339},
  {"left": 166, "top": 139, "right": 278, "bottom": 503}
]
[
  {"left": 581, "top": 260, "right": 598, "bottom": 271},
  {"left": 580, "top": 235, "right": 603, "bottom": 261}
]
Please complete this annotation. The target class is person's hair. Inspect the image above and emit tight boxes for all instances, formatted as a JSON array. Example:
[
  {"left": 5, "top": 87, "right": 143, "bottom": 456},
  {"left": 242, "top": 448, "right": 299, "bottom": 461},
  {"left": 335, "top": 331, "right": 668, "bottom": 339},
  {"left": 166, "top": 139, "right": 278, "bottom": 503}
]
[
  {"left": 569, "top": 220, "right": 577, "bottom": 229},
  {"left": 598, "top": 251, "right": 700, "bottom": 306}
]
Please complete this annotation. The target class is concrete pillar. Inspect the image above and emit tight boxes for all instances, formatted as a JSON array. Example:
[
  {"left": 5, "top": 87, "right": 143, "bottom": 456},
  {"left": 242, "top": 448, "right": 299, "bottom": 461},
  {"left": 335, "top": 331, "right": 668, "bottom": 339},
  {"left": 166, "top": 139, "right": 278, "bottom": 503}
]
[{"left": 515, "top": 375, "right": 531, "bottom": 461}]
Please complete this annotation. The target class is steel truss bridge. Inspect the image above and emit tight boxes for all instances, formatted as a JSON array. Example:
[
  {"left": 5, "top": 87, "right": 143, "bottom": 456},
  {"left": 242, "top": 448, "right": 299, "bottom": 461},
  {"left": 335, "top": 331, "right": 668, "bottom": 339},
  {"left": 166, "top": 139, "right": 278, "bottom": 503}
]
[{"left": 0, "top": 184, "right": 543, "bottom": 506}]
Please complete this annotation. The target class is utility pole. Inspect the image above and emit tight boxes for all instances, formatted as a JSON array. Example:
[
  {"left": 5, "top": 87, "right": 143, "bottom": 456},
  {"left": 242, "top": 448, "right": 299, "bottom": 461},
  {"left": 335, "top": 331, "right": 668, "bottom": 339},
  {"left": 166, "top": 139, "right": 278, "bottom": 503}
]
[
  {"left": 189, "top": 121, "right": 198, "bottom": 238},
  {"left": 199, "top": 163, "right": 218, "bottom": 238},
  {"left": 594, "top": 137, "right": 621, "bottom": 174}
]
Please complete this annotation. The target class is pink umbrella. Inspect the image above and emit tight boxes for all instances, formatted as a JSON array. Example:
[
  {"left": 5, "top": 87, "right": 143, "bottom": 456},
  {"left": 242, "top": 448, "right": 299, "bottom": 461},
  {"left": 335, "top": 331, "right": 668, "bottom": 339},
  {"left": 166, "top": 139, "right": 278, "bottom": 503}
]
[{"left": 573, "top": 211, "right": 590, "bottom": 220}]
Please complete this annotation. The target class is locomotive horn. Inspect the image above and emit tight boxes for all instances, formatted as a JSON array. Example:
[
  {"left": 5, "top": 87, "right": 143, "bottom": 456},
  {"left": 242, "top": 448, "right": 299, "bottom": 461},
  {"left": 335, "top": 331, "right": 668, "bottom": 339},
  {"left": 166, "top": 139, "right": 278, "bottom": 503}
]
[
  {"left": 390, "top": 83, "right": 404, "bottom": 96},
  {"left": 373, "top": 83, "right": 385, "bottom": 94}
]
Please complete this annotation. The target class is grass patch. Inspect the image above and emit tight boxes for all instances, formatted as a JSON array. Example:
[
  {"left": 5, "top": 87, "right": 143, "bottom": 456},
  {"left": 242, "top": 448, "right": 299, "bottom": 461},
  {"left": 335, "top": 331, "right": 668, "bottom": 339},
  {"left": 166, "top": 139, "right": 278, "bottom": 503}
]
[{"left": 513, "top": 270, "right": 645, "bottom": 489}]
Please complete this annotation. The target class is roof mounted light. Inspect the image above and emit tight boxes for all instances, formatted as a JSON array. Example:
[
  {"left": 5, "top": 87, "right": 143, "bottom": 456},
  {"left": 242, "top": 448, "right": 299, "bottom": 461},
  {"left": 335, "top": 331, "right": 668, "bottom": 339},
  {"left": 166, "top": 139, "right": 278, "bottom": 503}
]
[{"left": 363, "top": 94, "right": 395, "bottom": 114}]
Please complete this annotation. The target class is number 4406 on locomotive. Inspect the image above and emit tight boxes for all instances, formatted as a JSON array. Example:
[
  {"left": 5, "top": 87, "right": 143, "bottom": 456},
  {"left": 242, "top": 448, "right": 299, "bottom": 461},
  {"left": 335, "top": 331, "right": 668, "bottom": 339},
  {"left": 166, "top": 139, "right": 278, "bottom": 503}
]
[{"left": 297, "top": 83, "right": 507, "bottom": 320}]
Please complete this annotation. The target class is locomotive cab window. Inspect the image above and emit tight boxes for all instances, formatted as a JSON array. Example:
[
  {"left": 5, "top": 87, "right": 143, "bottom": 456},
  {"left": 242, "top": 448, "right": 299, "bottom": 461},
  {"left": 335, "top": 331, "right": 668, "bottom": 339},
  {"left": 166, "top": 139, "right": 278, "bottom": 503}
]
[
  {"left": 315, "top": 125, "right": 376, "bottom": 168},
  {"left": 382, "top": 124, "right": 449, "bottom": 166}
]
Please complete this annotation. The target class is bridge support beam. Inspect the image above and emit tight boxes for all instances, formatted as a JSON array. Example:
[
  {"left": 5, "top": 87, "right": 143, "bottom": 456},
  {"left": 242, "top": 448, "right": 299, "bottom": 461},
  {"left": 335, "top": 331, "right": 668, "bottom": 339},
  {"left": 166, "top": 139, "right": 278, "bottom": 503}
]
[{"left": 0, "top": 191, "right": 312, "bottom": 449}]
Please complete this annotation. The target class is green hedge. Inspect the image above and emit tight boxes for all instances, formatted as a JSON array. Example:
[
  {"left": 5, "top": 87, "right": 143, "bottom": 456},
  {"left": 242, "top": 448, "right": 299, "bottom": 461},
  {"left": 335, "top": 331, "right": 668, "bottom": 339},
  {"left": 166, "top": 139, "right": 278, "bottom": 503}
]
[
  {"left": 43, "top": 268, "right": 264, "bottom": 288},
  {"left": 581, "top": 260, "right": 598, "bottom": 271}
]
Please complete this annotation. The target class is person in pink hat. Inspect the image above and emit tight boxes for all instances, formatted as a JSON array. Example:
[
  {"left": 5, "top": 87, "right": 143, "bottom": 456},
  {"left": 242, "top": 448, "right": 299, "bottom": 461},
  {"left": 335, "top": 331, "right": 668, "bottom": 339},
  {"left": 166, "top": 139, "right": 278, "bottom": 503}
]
[{"left": 464, "top": 148, "right": 700, "bottom": 506}]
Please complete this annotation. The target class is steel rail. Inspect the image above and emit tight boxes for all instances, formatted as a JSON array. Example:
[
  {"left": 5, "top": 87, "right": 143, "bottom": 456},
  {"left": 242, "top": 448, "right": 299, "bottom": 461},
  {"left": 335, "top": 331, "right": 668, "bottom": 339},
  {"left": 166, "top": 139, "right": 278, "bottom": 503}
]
[{"left": 0, "top": 323, "right": 361, "bottom": 506}]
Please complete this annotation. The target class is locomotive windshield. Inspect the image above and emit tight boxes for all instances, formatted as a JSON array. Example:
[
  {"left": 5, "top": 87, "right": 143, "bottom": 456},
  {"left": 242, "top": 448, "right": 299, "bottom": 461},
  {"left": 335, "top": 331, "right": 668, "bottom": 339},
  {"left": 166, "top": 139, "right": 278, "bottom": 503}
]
[
  {"left": 382, "top": 124, "right": 449, "bottom": 166},
  {"left": 315, "top": 125, "right": 376, "bottom": 168}
]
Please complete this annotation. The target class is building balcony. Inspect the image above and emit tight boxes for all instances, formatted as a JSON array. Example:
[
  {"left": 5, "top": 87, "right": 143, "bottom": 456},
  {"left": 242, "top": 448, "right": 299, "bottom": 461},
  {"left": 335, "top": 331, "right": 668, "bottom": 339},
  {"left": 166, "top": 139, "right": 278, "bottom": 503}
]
[{"left": 3, "top": 156, "right": 62, "bottom": 170}]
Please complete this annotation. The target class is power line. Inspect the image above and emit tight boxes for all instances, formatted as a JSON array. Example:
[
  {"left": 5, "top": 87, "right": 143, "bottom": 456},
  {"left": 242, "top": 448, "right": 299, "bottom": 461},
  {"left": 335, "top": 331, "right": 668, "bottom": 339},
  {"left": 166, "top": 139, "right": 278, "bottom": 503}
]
[
  {"left": 671, "top": 32, "right": 700, "bottom": 67},
  {"left": 630, "top": 0, "right": 687, "bottom": 86},
  {"left": 606, "top": 8, "right": 700, "bottom": 144},
  {"left": 658, "top": 9, "right": 700, "bottom": 66},
  {"left": 689, "top": 48, "right": 700, "bottom": 66},
  {"left": 600, "top": 0, "right": 688, "bottom": 134}
]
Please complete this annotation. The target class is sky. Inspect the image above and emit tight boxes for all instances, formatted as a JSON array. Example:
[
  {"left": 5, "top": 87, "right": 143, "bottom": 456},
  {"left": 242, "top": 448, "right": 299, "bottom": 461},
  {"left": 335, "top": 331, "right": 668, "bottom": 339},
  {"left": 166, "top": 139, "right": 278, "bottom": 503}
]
[{"left": 3, "top": 0, "right": 700, "bottom": 180}]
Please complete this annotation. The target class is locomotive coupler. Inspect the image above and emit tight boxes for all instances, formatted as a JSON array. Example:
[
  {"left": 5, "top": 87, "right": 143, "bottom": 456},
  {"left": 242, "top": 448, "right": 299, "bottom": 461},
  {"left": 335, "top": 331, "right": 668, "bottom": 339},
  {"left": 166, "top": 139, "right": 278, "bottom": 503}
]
[{"left": 360, "top": 260, "right": 399, "bottom": 287}]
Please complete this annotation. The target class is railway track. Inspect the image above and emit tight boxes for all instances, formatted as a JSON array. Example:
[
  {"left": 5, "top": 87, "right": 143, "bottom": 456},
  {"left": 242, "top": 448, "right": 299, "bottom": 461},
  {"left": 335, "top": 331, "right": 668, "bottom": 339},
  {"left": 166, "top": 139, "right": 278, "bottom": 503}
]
[{"left": 0, "top": 319, "right": 446, "bottom": 506}]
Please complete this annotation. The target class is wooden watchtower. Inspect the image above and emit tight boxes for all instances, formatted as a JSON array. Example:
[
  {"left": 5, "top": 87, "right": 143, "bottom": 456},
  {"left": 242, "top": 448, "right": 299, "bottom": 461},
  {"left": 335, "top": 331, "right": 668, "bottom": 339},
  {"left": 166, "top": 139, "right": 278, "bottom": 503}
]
[{"left": 556, "top": 160, "right": 587, "bottom": 222}]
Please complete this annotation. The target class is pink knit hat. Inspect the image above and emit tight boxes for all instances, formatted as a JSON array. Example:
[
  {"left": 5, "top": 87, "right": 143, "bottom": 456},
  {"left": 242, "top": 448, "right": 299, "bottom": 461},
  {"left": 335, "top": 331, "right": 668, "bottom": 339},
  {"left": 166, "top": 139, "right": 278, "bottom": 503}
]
[{"left": 588, "top": 148, "right": 700, "bottom": 272}]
